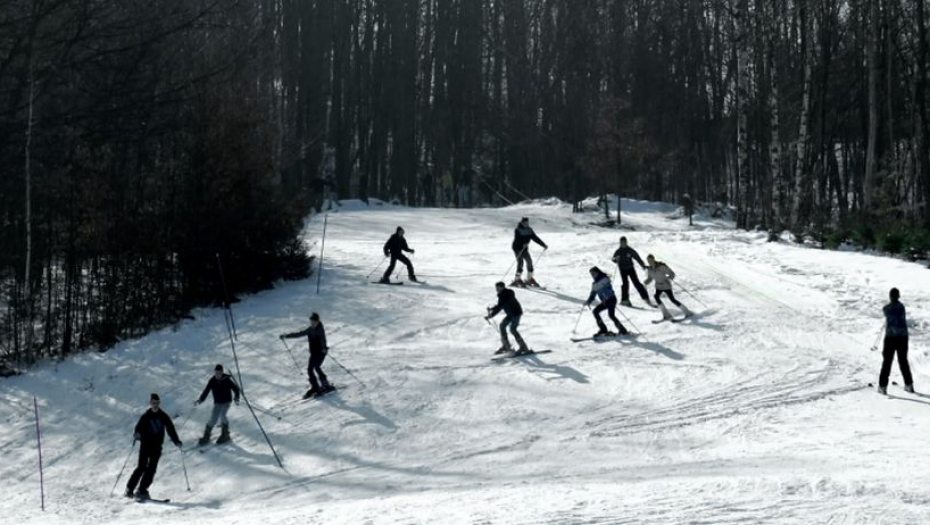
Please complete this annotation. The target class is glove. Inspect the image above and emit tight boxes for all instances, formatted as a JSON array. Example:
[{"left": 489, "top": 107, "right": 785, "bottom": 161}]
[
  {"left": 194, "top": 399, "right": 201, "bottom": 406},
  {"left": 279, "top": 334, "right": 285, "bottom": 340},
  {"left": 411, "top": 249, "right": 415, "bottom": 253},
  {"left": 175, "top": 440, "right": 183, "bottom": 448},
  {"left": 384, "top": 251, "right": 389, "bottom": 257},
  {"left": 542, "top": 245, "right": 549, "bottom": 250},
  {"left": 585, "top": 300, "right": 592, "bottom": 307},
  {"left": 133, "top": 432, "right": 140, "bottom": 441}
]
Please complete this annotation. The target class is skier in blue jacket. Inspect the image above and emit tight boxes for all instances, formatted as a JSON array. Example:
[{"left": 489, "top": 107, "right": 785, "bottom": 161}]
[{"left": 585, "top": 266, "right": 629, "bottom": 337}]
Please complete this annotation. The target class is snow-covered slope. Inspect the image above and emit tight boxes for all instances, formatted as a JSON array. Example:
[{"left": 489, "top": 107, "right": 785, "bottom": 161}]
[{"left": 2, "top": 198, "right": 929, "bottom": 524}]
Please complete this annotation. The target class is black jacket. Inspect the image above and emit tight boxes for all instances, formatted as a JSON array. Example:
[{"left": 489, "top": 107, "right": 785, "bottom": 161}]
[
  {"left": 884, "top": 301, "right": 908, "bottom": 338},
  {"left": 283, "top": 322, "right": 328, "bottom": 355},
  {"left": 384, "top": 234, "right": 412, "bottom": 257},
  {"left": 134, "top": 409, "right": 180, "bottom": 449},
  {"left": 489, "top": 288, "right": 523, "bottom": 318},
  {"left": 198, "top": 374, "right": 241, "bottom": 404},
  {"left": 511, "top": 224, "right": 547, "bottom": 252},
  {"left": 612, "top": 246, "right": 646, "bottom": 270}
]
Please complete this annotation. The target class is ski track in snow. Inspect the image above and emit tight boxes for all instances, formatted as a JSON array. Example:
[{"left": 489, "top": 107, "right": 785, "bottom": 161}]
[{"left": 2, "top": 198, "right": 930, "bottom": 524}]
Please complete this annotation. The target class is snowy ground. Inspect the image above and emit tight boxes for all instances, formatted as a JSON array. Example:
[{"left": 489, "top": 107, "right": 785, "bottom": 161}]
[{"left": 2, "top": 197, "right": 929, "bottom": 525}]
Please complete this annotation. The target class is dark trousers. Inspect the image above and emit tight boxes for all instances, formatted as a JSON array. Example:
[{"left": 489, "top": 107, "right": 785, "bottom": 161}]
[
  {"left": 383, "top": 253, "right": 414, "bottom": 280},
  {"left": 308, "top": 352, "right": 329, "bottom": 390},
  {"left": 127, "top": 446, "right": 162, "bottom": 492},
  {"left": 654, "top": 289, "right": 682, "bottom": 306},
  {"left": 879, "top": 336, "right": 913, "bottom": 388},
  {"left": 500, "top": 314, "right": 527, "bottom": 350},
  {"left": 514, "top": 248, "right": 534, "bottom": 274},
  {"left": 593, "top": 296, "right": 627, "bottom": 333},
  {"left": 619, "top": 267, "right": 649, "bottom": 302}
]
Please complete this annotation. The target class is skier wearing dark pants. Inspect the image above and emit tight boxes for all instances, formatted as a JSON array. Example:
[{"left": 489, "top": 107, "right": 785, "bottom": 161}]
[
  {"left": 195, "top": 364, "right": 240, "bottom": 446},
  {"left": 611, "top": 237, "right": 652, "bottom": 307},
  {"left": 878, "top": 287, "right": 914, "bottom": 394},
  {"left": 644, "top": 254, "right": 693, "bottom": 320},
  {"left": 511, "top": 217, "right": 547, "bottom": 287},
  {"left": 281, "top": 312, "right": 332, "bottom": 399},
  {"left": 380, "top": 227, "right": 417, "bottom": 283},
  {"left": 125, "top": 393, "right": 182, "bottom": 500},
  {"left": 486, "top": 282, "right": 529, "bottom": 354},
  {"left": 585, "top": 267, "right": 629, "bottom": 336}
]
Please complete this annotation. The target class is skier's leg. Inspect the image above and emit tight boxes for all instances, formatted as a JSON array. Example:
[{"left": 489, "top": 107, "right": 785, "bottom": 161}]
[
  {"left": 509, "top": 315, "right": 528, "bottom": 351},
  {"left": 666, "top": 289, "right": 683, "bottom": 306},
  {"left": 381, "top": 256, "right": 398, "bottom": 282},
  {"left": 313, "top": 353, "right": 330, "bottom": 388},
  {"left": 630, "top": 270, "right": 650, "bottom": 301},
  {"left": 138, "top": 449, "right": 161, "bottom": 492},
  {"left": 619, "top": 268, "right": 631, "bottom": 303},
  {"left": 307, "top": 359, "right": 321, "bottom": 391},
  {"left": 397, "top": 253, "right": 414, "bottom": 278},
  {"left": 895, "top": 338, "right": 914, "bottom": 386},
  {"left": 592, "top": 303, "right": 609, "bottom": 332},
  {"left": 879, "top": 338, "right": 895, "bottom": 388},
  {"left": 514, "top": 250, "right": 524, "bottom": 276},
  {"left": 524, "top": 251, "right": 534, "bottom": 273},
  {"left": 216, "top": 403, "right": 231, "bottom": 427},
  {"left": 606, "top": 297, "right": 628, "bottom": 334},
  {"left": 656, "top": 291, "right": 673, "bottom": 319},
  {"left": 126, "top": 450, "right": 147, "bottom": 491},
  {"left": 499, "top": 316, "right": 513, "bottom": 349}
]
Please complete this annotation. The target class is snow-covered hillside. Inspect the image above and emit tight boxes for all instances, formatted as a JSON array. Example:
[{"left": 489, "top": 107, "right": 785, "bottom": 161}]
[{"left": 2, "top": 198, "right": 929, "bottom": 524}]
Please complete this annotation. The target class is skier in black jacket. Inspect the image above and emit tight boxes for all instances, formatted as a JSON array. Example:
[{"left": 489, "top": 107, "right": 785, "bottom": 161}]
[
  {"left": 380, "top": 226, "right": 417, "bottom": 283},
  {"left": 195, "top": 364, "right": 240, "bottom": 445},
  {"left": 611, "top": 237, "right": 652, "bottom": 307},
  {"left": 281, "top": 312, "right": 333, "bottom": 398},
  {"left": 486, "top": 282, "right": 530, "bottom": 354},
  {"left": 125, "top": 393, "right": 182, "bottom": 500},
  {"left": 511, "top": 217, "right": 547, "bottom": 287},
  {"left": 878, "top": 287, "right": 914, "bottom": 394}
]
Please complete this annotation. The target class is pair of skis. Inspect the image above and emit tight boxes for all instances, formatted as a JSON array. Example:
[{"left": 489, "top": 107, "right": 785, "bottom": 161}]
[
  {"left": 570, "top": 333, "right": 637, "bottom": 343},
  {"left": 491, "top": 349, "right": 553, "bottom": 361}
]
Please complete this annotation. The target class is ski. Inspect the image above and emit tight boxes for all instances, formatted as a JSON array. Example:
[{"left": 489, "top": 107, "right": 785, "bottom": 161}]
[
  {"left": 135, "top": 497, "right": 171, "bottom": 504},
  {"left": 371, "top": 281, "right": 403, "bottom": 285},
  {"left": 491, "top": 349, "right": 552, "bottom": 361},
  {"left": 570, "top": 334, "right": 636, "bottom": 342},
  {"left": 652, "top": 317, "right": 687, "bottom": 324},
  {"left": 301, "top": 385, "right": 338, "bottom": 401}
]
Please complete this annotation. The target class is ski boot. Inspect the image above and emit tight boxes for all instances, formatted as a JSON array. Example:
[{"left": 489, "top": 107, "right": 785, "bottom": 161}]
[
  {"left": 316, "top": 383, "right": 335, "bottom": 397},
  {"left": 514, "top": 346, "right": 532, "bottom": 356},
  {"left": 378, "top": 276, "right": 390, "bottom": 284},
  {"left": 494, "top": 344, "right": 513, "bottom": 355},
  {"left": 510, "top": 275, "right": 525, "bottom": 287},
  {"left": 525, "top": 272, "right": 540, "bottom": 287},
  {"left": 124, "top": 488, "right": 135, "bottom": 498},
  {"left": 905, "top": 384, "right": 916, "bottom": 394},
  {"left": 680, "top": 304, "right": 695, "bottom": 318},
  {"left": 303, "top": 387, "right": 319, "bottom": 400},
  {"left": 216, "top": 424, "right": 231, "bottom": 444},
  {"left": 659, "top": 304, "right": 674, "bottom": 320},
  {"left": 135, "top": 490, "right": 150, "bottom": 501},
  {"left": 616, "top": 325, "right": 630, "bottom": 336},
  {"left": 877, "top": 385, "right": 887, "bottom": 395},
  {"left": 197, "top": 425, "right": 213, "bottom": 446},
  {"left": 409, "top": 275, "right": 419, "bottom": 283},
  {"left": 620, "top": 299, "right": 632, "bottom": 307}
]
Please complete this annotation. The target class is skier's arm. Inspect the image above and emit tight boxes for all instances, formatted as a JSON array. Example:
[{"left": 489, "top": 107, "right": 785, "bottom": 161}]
[
  {"left": 586, "top": 288, "right": 597, "bottom": 305},
  {"left": 401, "top": 238, "right": 413, "bottom": 253},
  {"left": 163, "top": 414, "right": 182, "bottom": 447},
  {"left": 611, "top": 249, "right": 621, "bottom": 263},
  {"left": 531, "top": 232, "right": 547, "bottom": 249},
  {"left": 228, "top": 376, "right": 241, "bottom": 402},
  {"left": 665, "top": 266, "right": 676, "bottom": 280},
  {"left": 320, "top": 327, "right": 328, "bottom": 352},
  {"left": 281, "top": 327, "right": 311, "bottom": 339},
  {"left": 643, "top": 270, "right": 653, "bottom": 285},
  {"left": 133, "top": 415, "right": 145, "bottom": 440},
  {"left": 197, "top": 380, "right": 212, "bottom": 404},
  {"left": 487, "top": 299, "right": 503, "bottom": 318},
  {"left": 631, "top": 249, "right": 646, "bottom": 268},
  {"left": 383, "top": 238, "right": 391, "bottom": 256}
]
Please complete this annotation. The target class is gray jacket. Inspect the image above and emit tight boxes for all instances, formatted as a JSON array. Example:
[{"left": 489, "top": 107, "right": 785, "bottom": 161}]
[{"left": 644, "top": 263, "right": 675, "bottom": 291}]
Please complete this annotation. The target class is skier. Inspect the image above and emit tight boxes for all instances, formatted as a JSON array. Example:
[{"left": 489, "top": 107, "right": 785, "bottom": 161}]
[
  {"left": 195, "top": 364, "right": 241, "bottom": 446},
  {"left": 878, "top": 287, "right": 914, "bottom": 394},
  {"left": 682, "top": 193, "right": 694, "bottom": 226},
  {"left": 380, "top": 226, "right": 417, "bottom": 284},
  {"left": 280, "top": 312, "right": 333, "bottom": 399},
  {"left": 644, "top": 254, "right": 694, "bottom": 321},
  {"left": 611, "top": 236, "right": 652, "bottom": 307},
  {"left": 125, "top": 393, "right": 182, "bottom": 500},
  {"left": 511, "top": 217, "right": 548, "bottom": 287},
  {"left": 486, "top": 281, "right": 530, "bottom": 355},
  {"left": 585, "top": 267, "right": 630, "bottom": 337}
]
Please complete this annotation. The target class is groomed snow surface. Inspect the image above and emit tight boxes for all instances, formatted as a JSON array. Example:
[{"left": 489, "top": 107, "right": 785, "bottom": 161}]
[{"left": 2, "top": 198, "right": 929, "bottom": 525}]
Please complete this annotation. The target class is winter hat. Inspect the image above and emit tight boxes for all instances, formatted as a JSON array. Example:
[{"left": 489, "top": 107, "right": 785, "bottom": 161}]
[
  {"left": 619, "top": 236, "right": 627, "bottom": 243},
  {"left": 495, "top": 281, "right": 506, "bottom": 288},
  {"left": 397, "top": 226, "right": 405, "bottom": 234},
  {"left": 520, "top": 217, "right": 529, "bottom": 223},
  {"left": 890, "top": 288, "right": 900, "bottom": 300},
  {"left": 310, "top": 312, "right": 320, "bottom": 321},
  {"left": 150, "top": 393, "right": 160, "bottom": 402},
  {"left": 589, "top": 266, "right": 603, "bottom": 275},
  {"left": 214, "top": 364, "right": 224, "bottom": 372}
]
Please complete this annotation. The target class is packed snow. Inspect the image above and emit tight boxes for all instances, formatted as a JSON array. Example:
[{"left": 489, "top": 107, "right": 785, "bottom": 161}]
[{"left": 2, "top": 198, "right": 928, "bottom": 524}]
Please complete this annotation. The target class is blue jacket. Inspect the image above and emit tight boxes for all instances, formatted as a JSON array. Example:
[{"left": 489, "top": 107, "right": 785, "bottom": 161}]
[
  {"left": 884, "top": 301, "right": 908, "bottom": 338},
  {"left": 587, "top": 274, "right": 616, "bottom": 304}
]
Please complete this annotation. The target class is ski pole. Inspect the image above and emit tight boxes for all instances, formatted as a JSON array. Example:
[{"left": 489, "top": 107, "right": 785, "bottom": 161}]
[
  {"left": 34, "top": 397, "right": 45, "bottom": 511},
  {"left": 279, "top": 337, "right": 304, "bottom": 377},
  {"left": 250, "top": 402, "right": 283, "bottom": 421},
  {"left": 176, "top": 400, "right": 201, "bottom": 435},
  {"left": 673, "top": 280, "right": 707, "bottom": 309},
  {"left": 110, "top": 439, "right": 136, "bottom": 497},
  {"left": 571, "top": 304, "right": 589, "bottom": 334},
  {"left": 327, "top": 352, "right": 367, "bottom": 389},
  {"left": 367, "top": 256, "right": 388, "bottom": 280},
  {"left": 614, "top": 304, "right": 641, "bottom": 334},
  {"left": 499, "top": 246, "right": 526, "bottom": 283},
  {"left": 179, "top": 446, "right": 191, "bottom": 491},
  {"left": 870, "top": 323, "right": 886, "bottom": 351},
  {"left": 535, "top": 247, "right": 549, "bottom": 268},
  {"left": 316, "top": 212, "right": 328, "bottom": 294}
]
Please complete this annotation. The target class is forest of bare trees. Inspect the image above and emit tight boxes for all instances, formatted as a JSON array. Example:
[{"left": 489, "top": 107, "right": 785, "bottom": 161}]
[{"left": 3, "top": 0, "right": 929, "bottom": 367}]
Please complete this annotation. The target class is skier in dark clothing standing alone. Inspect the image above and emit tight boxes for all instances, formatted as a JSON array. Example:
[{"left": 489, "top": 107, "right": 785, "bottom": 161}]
[
  {"left": 125, "top": 393, "right": 182, "bottom": 500},
  {"left": 380, "top": 226, "right": 417, "bottom": 284},
  {"left": 511, "top": 217, "right": 547, "bottom": 287},
  {"left": 585, "top": 267, "right": 630, "bottom": 337},
  {"left": 195, "top": 364, "right": 240, "bottom": 446},
  {"left": 878, "top": 287, "right": 915, "bottom": 394},
  {"left": 486, "top": 282, "right": 530, "bottom": 355},
  {"left": 281, "top": 312, "right": 333, "bottom": 399},
  {"left": 611, "top": 237, "right": 652, "bottom": 307}
]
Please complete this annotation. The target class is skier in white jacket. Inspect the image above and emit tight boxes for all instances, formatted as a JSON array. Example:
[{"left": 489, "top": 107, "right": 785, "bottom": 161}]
[{"left": 644, "top": 254, "right": 693, "bottom": 320}]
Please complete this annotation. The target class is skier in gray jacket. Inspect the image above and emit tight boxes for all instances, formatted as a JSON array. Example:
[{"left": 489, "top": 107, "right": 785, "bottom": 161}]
[{"left": 644, "top": 254, "right": 693, "bottom": 320}]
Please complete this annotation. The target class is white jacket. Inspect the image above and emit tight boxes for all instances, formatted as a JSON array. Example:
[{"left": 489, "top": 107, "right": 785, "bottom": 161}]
[{"left": 644, "top": 263, "right": 675, "bottom": 291}]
